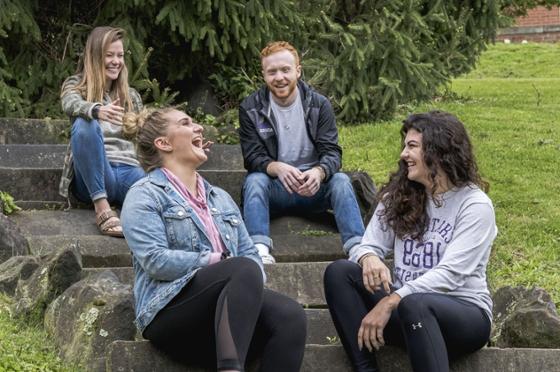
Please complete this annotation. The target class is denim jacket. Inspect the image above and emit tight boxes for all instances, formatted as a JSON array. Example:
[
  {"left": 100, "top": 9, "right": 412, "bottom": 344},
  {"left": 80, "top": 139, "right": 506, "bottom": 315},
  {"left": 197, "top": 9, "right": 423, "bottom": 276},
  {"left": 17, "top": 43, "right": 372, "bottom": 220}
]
[{"left": 121, "top": 168, "right": 265, "bottom": 332}]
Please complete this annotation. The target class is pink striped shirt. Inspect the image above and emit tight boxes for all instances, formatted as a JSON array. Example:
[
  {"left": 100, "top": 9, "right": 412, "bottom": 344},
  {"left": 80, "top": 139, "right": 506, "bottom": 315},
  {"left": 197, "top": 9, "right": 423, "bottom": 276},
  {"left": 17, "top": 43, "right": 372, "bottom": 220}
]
[{"left": 162, "top": 168, "right": 225, "bottom": 265}]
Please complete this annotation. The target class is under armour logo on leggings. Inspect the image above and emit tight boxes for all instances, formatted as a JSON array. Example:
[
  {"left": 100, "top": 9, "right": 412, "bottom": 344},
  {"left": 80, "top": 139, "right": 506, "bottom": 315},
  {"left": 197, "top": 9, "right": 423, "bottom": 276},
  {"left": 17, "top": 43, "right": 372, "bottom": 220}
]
[{"left": 411, "top": 322, "right": 422, "bottom": 330}]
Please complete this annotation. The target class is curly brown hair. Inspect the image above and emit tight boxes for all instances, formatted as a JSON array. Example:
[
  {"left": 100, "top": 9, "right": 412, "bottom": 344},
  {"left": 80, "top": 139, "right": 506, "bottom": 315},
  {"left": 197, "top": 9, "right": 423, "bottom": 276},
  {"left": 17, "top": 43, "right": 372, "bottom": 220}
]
[{"left": 377, "top": 111, "right": 487, "bottom": 240}]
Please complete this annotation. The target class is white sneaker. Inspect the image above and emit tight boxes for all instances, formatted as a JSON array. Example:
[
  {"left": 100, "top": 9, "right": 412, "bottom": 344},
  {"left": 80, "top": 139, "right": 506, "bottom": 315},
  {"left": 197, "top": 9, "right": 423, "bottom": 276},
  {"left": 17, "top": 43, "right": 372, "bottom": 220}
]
[
  {"left": 259, "top": 252, "right": 276, "bottom": 265},
  {"left": 256, "top": 243, "right": 276, "bottom": 265}
]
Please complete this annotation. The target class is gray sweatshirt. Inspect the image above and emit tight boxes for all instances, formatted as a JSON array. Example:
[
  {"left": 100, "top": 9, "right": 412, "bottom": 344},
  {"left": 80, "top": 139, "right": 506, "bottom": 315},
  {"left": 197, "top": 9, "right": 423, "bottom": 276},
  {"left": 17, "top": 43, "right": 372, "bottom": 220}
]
[{"left": 349, "top": 185, "right": 497, "bottom": 320}]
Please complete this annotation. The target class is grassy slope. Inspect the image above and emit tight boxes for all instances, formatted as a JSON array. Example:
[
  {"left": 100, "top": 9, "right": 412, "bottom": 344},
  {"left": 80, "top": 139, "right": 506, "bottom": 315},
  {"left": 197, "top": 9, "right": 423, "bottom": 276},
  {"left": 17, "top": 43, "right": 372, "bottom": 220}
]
[
  {"left": 340, "top": 43, "right": 560, "bottom": 304},
  {"left": 0, "top": 295, "right": 75, "bottom": 371}
]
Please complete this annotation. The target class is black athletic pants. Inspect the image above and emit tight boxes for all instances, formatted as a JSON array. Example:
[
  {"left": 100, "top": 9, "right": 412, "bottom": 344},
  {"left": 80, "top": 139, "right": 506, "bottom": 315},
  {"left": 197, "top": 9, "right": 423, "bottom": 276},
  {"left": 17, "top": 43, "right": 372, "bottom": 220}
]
[
  {"left": 143, "top": 257, "right": 307, "bottom": 372},
  {"left": 324, "top": 260, "right": 491, "bottom": 372}
]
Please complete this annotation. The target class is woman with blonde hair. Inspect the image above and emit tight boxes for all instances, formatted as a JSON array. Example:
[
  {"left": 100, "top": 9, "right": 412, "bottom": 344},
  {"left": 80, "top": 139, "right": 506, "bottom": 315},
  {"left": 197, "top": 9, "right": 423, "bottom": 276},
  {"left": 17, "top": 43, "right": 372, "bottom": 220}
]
[
  {"left": 59, "top": 26, "right": 144, "bottom": 237},
  {"left": 120, "top": 107, "right": 307, "bottom": 372}
]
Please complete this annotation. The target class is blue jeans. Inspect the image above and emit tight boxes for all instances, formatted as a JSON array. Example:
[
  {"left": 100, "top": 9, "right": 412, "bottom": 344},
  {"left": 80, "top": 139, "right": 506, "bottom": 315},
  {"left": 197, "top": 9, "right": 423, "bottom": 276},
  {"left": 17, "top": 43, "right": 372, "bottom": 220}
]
[
  {"left": 242, "top": 172, "right": 364, "bottom": 253},
  {"left": 70, "top": 117, "right": 145, "bottom": 205}
]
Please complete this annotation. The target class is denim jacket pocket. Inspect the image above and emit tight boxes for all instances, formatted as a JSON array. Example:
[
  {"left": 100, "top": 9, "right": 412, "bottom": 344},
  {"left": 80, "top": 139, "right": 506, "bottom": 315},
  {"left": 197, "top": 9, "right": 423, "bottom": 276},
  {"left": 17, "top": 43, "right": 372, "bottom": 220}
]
[
  {"left": 219, "top": 212, "right": 241, "bottom": 251},
  {"left": 162, "top": 206, "right": 199, "bottom": 250}
]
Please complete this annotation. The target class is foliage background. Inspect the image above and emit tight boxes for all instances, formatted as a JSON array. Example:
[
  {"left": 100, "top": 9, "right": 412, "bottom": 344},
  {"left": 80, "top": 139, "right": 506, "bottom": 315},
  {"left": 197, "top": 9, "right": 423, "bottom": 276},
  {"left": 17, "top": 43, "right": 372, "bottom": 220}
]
[{"left": 1, "top": 0, "right": 554, "bottom": 122}]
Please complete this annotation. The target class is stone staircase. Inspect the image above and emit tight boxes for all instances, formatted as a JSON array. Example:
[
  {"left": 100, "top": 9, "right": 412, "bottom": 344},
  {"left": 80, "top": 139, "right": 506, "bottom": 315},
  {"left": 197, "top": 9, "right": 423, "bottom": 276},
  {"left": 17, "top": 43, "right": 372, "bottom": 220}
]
[{"left": 2, "top": 117, "right": 560, "bottom": 371}]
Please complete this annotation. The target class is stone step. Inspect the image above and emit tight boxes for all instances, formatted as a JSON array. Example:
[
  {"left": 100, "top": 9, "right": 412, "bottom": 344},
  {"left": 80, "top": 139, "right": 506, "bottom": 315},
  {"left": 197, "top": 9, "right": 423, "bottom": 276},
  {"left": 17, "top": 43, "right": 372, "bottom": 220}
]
[
  {"left": 0, "top": 144, "right": 65, "bottom": 168},
  {"left": 0, "top": 143, "right": 243, "bottom": 170},
  {"left": 83, "top": 262, "right": 331, "bottom": 307},
  {"left": 13, "top": 210, "right": 344, "bottom": 264},
  {"left": 0, "top": 143, "right": 244, "bottom": 204},
  {"left": 0, "top": 118, "right": 220, "bottom": 145},
  {"left": 26, "top": 234, "right": 345, "bottom": 266},
  {"left": 0, "top": 168, "right": 246, "bottom": 205},
  {"left": 0, "top": 118, "right": 68, "bottom": 144},
  {"left": 0, "top": 167, "right": 65, "bottom": 203},
  {"left": 12, "top": 210, "right": 337, "bottom": 237},
  {"left": 106, "top": 341, "right": 560, "bottom": 372}
]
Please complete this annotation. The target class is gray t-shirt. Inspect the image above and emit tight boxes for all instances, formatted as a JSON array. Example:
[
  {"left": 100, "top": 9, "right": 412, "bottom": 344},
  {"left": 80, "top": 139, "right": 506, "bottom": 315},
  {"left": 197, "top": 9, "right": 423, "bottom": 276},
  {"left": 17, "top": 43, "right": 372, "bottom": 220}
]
[
  {"left": 270, "top": 91, "right": 318, "bottom": 170},
  {"left": 349, "top": 185, "right": 497, "bottom": 320}
]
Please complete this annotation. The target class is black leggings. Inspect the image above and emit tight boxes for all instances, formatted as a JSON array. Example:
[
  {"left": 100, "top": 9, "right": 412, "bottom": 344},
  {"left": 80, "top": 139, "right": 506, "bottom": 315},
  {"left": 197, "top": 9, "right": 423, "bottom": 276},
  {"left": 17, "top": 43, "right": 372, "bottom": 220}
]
[
  {"left": 143, "top": 257, "right": 306, "bottom": 372},
  {"left": 324, "top": 260, "right": 491, "bottom": 372}
]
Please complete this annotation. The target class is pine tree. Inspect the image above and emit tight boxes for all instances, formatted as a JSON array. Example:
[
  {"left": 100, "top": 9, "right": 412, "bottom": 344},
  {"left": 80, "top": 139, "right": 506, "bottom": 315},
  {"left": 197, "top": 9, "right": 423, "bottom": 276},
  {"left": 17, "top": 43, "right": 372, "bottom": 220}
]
[
  {"left": 294, "top": 0, "right": 500, "bottom": 122},
  {"left": 0, "top": 0, "right": 544, "bottom": 122}
]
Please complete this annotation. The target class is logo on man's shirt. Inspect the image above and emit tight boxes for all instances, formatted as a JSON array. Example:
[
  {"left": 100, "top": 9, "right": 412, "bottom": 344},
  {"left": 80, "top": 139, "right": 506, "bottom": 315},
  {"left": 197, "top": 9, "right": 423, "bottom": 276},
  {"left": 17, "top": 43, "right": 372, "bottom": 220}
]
[{"left": 257, "top": 122, "right": 274, "bottom": 136}]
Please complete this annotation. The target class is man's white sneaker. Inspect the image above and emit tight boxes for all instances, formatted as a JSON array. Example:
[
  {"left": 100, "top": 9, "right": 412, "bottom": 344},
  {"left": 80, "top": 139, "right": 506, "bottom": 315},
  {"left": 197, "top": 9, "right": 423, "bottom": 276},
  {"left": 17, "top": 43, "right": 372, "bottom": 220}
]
[{"left": 259, "top": 252, "right": 276, "bottom": 265}]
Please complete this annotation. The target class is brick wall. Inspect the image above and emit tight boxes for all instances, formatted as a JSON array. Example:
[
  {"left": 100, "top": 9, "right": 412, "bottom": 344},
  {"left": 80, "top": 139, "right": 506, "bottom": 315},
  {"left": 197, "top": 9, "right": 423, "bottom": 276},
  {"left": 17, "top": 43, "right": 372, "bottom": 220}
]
[
  {"left": 497, "top": 6, "right": 560, "bottom": 42},
  {"left": 515, "top": 6, "right": 560, "bottom": 27}
]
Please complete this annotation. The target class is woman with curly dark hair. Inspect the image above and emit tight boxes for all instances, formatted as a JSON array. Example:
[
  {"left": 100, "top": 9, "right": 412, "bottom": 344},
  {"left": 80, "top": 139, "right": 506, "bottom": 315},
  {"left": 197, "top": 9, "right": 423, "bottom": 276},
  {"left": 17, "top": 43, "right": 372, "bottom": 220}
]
[{"left": 324, "top": 111, "right": 497, "bottom": 372}]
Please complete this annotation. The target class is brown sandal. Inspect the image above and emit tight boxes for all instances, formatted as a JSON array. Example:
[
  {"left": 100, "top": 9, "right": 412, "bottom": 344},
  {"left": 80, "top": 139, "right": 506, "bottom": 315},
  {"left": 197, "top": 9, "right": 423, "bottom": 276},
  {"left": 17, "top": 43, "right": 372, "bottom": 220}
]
[{"left": 96, "top": 210, "right": 124, "bottom": 238}]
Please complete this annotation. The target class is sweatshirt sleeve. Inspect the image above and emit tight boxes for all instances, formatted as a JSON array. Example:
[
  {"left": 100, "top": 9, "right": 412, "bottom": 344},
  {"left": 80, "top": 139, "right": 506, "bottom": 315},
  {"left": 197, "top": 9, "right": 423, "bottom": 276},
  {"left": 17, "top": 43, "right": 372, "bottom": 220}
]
[
  {"left": 60, "top": 75, "right": 101, "bottom": 119},
  {"left": 348, "top": 203, "right": 394, "bottom": 262},
  {"left": 395, "top": 201, "right": 496, "bottom": 299}
]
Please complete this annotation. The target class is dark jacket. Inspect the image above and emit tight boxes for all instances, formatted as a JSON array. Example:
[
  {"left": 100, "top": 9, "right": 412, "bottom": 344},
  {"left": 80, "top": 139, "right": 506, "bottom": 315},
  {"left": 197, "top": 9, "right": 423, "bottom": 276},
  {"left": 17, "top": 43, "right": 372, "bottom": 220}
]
[{"left": 238, "top": 81, "right": 342, "bottom": 181}]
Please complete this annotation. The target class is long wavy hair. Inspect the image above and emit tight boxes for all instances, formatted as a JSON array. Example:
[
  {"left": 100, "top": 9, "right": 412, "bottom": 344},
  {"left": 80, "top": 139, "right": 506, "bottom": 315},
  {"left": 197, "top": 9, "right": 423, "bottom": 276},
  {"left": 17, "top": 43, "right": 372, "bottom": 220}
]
[
  {"left": 377, "top": 111, "right": 487, "bottom": 240},
  {"left": 63, "top": 26, "right": 133, "bottom": 111}
]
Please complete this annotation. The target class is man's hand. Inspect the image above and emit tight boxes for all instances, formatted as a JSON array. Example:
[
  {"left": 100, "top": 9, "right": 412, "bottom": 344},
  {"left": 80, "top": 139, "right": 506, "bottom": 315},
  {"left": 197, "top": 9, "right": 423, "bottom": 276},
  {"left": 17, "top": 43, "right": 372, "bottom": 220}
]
[
  {"left": 360, "top": 254, "right": 392, "bottom": 294},
  {"left": 358, "top": 294, "right": 400, "bottom": 352},
  {"left": 296, "top": 167, "right": 324, "bottom": 197},
  {"left": 266, "top": 162, "right": 304, "bottom": 194},
  {"left": 97, "top": 98, "right": 124, "bottom": 126}
]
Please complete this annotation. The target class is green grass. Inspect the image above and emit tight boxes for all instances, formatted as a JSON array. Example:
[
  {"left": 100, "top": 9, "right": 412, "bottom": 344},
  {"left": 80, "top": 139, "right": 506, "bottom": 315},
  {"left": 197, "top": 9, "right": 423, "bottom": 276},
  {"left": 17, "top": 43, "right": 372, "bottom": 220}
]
[
  {"left": 463, "top": 43, "right": 560, "bottom": 79},
  {"left": 0, "top": 294, "right": 76, "bottom": 371},
  {"left": 340, "top": 42, "right": 560, "bottom": 305}
]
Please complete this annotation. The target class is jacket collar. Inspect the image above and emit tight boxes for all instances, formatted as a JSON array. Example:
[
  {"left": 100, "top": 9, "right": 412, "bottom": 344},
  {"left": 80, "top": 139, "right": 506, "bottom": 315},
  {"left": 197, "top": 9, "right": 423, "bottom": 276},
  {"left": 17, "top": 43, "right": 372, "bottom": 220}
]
[
  {"left": 148, "top": 168, "right": 215, "bottom": 199},
  {"left": 257, "top": 80, "right": 313, "bottom": 119}
]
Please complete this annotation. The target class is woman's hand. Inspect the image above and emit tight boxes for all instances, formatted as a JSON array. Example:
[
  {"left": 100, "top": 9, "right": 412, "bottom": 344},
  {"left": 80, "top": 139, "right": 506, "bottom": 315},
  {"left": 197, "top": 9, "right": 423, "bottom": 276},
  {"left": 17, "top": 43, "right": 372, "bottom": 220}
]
[
  {"left": 358, "top": 294, "right": 401, "bottom": 352},
  {"left": 360, "top": 254, "right": 392, "bottom": 294},
  {"left": 97, "top": 98, "right": 124, "bottom": 125}
]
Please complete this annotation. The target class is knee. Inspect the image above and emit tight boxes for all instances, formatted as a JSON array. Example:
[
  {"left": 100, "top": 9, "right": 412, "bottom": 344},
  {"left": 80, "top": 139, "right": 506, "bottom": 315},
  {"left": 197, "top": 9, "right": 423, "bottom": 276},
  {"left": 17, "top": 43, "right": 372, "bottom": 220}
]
[
  {"left": 327, "top": 173, "right": 353, "bottom": 194},
  {"left": 242, "top": 173, "right": 271, "bottom": 195},
  {"left": 330, "top": 172, "right": 351, "bottom": 185},
  {"left": 228, "top": 256, "right": 263, "bottom": 288},
  {"left": 71, "top": 117, "right": 101, "bottom": 139},
  {"left": 323, "top": 259, "right": 357, "bottom": 290},
  {"left": 397, "top": 293, "right": 429, "bottom": 321}
]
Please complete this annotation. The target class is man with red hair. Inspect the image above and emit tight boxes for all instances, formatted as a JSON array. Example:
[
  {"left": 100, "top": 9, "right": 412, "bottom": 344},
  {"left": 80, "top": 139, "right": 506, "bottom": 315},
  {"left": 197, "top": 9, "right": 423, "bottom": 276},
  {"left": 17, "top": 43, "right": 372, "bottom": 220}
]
[{"left": 238, "top": 41, "right": 364, "bottom": 264}]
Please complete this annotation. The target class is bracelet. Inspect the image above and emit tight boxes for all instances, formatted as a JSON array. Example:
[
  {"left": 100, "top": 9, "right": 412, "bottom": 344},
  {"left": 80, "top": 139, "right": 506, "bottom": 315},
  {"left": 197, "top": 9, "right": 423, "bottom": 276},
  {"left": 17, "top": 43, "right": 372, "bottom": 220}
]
[{"left": 358, "top": 253, "right": 375, "bottom": 267}]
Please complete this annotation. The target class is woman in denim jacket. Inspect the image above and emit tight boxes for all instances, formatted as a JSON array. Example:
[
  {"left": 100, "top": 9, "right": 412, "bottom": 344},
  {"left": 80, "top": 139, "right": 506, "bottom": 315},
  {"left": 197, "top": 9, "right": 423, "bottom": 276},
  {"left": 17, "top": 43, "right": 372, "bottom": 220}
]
[{"left": 120, "top": 107, "right": 306, "bottom": 372}]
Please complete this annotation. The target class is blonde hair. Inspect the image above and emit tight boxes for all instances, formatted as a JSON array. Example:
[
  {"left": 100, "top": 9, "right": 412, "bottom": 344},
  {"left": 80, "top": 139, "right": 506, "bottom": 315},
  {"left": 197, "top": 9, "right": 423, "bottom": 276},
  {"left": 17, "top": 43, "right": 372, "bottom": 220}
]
[
  {"left": 123, "top": 107, "right": 176, "bottom": 172},
  {"left": 64, "top": 26, "right": 133, "bottom": 111},
  {"left": 260, "top": 41, "right": 300, "bottom": 65}
]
